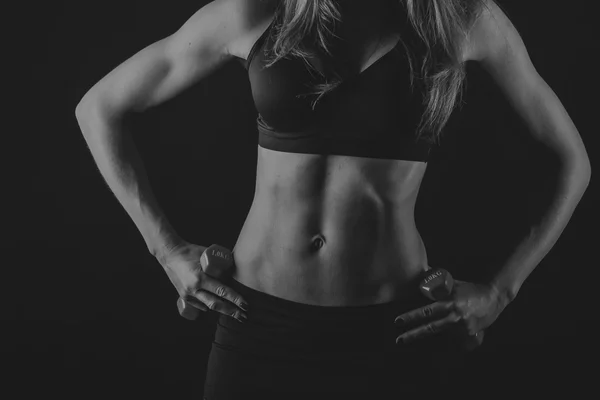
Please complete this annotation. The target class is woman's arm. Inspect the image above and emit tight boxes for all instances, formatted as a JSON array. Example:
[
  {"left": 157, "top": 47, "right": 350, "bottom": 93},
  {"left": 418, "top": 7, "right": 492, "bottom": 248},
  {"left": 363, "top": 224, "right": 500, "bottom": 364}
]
[
  {"left": 74, "top": 0, "right": 266, "bottom": 261},
  {"left": 465, "top": 0, "right": 592, "bottom": 302},
  {"left": 392, "top": 2, "right": 592, "bottom": 347}
]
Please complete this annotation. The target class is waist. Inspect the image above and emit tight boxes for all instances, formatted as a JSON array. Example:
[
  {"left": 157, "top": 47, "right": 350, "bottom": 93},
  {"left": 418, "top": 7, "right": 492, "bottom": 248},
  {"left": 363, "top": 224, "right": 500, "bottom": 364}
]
[
  {"left": 215, "top": 276, "right": 429, "bottom": 356},
  {"left": 233, "top": 196, "right": 429, "bottom": 306}
]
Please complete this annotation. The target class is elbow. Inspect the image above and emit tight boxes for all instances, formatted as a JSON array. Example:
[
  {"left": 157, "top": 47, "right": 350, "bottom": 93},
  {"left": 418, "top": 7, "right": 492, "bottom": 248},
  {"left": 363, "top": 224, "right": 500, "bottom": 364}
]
[
  {"left": 561, "top": 151, "right": 592, "bottom": 187},
  {"left": 75, "top": 103, "right": 86, "bottom": 120},
  {"left": 75, "top": 95, "right": 108, "bottom": 139},
  {"left": 572, "top": 158, "right": 592, "bottom": 190},
  {"left": 75, "top": 90, "right": 110, "bottom": 120},
  {"left": 75, "top": 95, "right": 96, "bottom": 120},
  {"left": 75, "top": 94, "right": 132, "bottom": 124},
  {"left": 584, "top": 165, "right": 592, "bottom": 188},
  {"left": 585, "top": 157, "right": 592, "bottom": 182},
  {"left": 577, "top": 155, "right": 592, "bottom": 187}
]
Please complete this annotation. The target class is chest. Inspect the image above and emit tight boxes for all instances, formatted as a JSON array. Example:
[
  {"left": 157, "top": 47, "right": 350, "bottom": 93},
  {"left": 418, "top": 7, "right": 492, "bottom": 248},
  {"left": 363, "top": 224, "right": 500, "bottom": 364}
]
[{"left": 249, "top": 34, "right": 422, "bottom": 130}]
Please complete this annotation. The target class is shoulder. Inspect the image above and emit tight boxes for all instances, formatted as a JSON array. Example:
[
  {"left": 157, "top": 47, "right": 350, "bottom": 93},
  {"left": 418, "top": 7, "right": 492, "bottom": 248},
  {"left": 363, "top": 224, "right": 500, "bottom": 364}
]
[
  {"left": 461, "top": 0, "right": 517, "bottom": 63},
  {"left": 223, "top": 0, "right": 279, "bottom": 60}
]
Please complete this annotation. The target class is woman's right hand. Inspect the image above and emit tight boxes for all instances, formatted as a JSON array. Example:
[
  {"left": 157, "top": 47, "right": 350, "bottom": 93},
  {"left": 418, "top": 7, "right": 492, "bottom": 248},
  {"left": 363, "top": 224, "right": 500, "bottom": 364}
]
[{"left": 158, "top": 241, "right": 249, "bottom": 323}]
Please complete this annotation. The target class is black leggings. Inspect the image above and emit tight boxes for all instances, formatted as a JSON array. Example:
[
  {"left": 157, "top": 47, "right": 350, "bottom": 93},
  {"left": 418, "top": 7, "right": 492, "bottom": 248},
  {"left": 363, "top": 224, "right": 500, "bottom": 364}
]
[{"left": 203, "top": 277, "right": 461, "bottom": 400}]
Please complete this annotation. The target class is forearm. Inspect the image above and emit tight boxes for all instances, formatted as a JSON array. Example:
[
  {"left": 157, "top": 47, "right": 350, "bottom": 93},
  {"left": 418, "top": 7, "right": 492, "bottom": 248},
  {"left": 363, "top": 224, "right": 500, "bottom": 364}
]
[
  {"left": 75, "top": 104, "right": 183, "bottom": 259},
  {"left": 491, "top": 161, "right": 591, "bottom": 302}
]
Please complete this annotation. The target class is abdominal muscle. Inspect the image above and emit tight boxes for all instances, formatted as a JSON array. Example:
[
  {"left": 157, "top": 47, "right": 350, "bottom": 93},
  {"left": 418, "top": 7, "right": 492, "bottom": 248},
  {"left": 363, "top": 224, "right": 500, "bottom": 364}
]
[{"left": 231, "top": 145, "right": 430, "bottom": 306}]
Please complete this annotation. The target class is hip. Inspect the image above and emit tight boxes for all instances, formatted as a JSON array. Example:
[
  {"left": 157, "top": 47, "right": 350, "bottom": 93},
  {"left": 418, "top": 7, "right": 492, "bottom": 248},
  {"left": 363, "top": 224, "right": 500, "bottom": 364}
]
[{"left": 203, "top": 277, "right": 457, "bottom": 400}]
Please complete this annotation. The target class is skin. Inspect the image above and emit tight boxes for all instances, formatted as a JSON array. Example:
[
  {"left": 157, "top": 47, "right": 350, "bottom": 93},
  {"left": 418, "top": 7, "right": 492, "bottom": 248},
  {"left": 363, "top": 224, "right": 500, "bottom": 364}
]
[
  {"left": 230, "top": 0, "right": 590, "bottom": 349},
  {"left": 395, "top": 0, "right": 591, "bottom": 347},
  {"left": 231, "top": 3, "right": 429, "bottom": 307},
  {"left": 76, "top": 0, "right": 590, "bottom": 351}
]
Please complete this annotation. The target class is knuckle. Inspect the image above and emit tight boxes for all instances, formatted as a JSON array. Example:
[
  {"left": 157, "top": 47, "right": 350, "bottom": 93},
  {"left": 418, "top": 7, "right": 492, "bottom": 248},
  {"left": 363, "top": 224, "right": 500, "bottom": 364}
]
[
  {"left": 206, "top": 301, "right": 218, "bottom": 311},
  {"left": 192, "top": 280, "right": 204, "bottom": 292},
  {"left": 215, "top": 285, "right": 227, "bottom": 297}
]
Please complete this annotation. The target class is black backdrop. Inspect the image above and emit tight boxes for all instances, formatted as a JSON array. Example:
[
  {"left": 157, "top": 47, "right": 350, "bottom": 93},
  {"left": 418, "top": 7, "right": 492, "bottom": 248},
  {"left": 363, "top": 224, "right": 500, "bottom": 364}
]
[{"left": 4, "top": 0, "right": 598, "bottom": 398}]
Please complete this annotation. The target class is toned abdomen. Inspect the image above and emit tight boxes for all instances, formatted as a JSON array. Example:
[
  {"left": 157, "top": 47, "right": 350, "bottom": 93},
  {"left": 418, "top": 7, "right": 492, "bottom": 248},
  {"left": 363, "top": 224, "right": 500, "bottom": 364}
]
[{"left": 232, "top": 145, "right": 430, "bottom": 306}]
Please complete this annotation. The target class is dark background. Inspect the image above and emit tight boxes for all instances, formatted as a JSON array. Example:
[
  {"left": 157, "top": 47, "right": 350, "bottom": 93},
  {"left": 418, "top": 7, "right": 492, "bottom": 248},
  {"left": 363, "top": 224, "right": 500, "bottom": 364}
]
[{"left": 3, "top": 0, "right": 598, "bottom": 398}]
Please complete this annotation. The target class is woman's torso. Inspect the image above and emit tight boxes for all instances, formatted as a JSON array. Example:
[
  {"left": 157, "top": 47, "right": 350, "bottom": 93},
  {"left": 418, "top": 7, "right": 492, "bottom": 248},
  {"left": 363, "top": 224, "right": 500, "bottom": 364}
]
[{"left": 230, "top": 1, "right": 432, "bottom": 306}]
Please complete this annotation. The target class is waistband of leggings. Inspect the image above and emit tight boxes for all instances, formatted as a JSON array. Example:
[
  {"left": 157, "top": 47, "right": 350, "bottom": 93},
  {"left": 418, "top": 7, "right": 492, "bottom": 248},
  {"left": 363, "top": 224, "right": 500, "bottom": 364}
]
[
  {"left": 218, "top": 276, "right": 431, "bottom": 356},
  {"left": 226, "top": 276, "right": 427, "bottom": 322}
]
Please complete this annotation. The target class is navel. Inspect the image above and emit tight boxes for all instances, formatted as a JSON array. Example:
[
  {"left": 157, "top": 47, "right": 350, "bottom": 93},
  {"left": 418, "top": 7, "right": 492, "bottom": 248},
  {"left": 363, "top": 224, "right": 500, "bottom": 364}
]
[{"left": 311, "top": 234, "right": 326, "bottom": 251}]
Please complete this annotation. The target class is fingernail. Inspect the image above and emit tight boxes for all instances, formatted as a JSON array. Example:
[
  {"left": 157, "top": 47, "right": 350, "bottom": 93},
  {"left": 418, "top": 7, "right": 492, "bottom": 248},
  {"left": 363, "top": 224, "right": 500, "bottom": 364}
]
[
  {"left": 396, "top": 337, "right": 404, "bottom": 345},
  {"left": 240, "top": 302, "right": 249, "bottom": 312},
  {"left": 238, "top": 314, "right": 248, "bottom": 323},
  {"left": 395, "top": 317, "right": 405, "bottom": 325}
]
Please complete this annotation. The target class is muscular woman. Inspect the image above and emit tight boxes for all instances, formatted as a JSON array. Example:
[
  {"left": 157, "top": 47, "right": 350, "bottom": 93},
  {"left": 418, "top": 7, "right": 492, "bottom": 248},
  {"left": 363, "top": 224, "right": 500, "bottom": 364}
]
[{"left": 75, "top": 0, "right": 591, "bottom": 398}]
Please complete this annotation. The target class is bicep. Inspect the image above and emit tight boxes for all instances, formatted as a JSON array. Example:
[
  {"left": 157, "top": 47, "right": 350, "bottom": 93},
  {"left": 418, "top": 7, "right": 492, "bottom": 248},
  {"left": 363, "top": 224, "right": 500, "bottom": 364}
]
[
  {"left": 467, "top": 0, "right": 587, "bottom": 162},
  {"left": 78, "top": 0, "right": 248, "bottom": 117},
  {"left": 469, "top": 1, "right": 543, "bottom": 111}
]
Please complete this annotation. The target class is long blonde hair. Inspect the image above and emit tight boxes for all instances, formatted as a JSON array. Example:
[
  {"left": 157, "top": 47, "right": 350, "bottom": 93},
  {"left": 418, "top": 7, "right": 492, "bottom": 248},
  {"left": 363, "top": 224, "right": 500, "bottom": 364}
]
[{"left": 262, "top": 0, "right": 492, "bottom": 145}]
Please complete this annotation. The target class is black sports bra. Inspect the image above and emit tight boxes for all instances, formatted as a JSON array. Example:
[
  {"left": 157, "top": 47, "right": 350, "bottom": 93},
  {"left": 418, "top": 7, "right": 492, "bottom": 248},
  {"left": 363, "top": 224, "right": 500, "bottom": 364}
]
[{"left": 238, "top": 12, "right": 432, "bottom": 162}]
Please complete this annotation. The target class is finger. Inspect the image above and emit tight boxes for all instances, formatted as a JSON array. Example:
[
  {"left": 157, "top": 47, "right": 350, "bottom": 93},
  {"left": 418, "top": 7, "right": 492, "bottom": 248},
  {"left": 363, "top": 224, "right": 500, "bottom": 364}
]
[
  {"left": 177, "top": 298, "right": 202, "bottom": 321},
  {"left": 396, "top": 313, "right": 461, "bottom": 345},
  {"left": 192, "top": 289, "right": 248, "bottom": 321},
  {"left": 197, "top": 274, "right": 250, "bottom": 312},
  {"left": 394, "top": 301, "right": 453, "bottom": 326},
  {"left": 182, "top": 295, "right": 210, "bottom": 312}
]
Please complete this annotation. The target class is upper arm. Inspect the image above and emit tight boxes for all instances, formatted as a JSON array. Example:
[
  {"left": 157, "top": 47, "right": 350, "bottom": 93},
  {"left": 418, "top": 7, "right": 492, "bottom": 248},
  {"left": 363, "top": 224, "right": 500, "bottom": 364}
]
[
  {"left": 466, "top": 0, "right": 542, "bottom": 102},
  {"left": 465, "top": 0, "right": 590, "bottom": 168},
  {"left": 76, "top": 0, "right": 268, "bottom": 117}
]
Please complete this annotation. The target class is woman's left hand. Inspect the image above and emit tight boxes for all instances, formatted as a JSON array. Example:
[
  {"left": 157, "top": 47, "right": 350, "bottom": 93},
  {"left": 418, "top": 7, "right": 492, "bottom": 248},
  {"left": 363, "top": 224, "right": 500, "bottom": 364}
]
[{"left": 394, "top": 280, "right": 509, "bottom": 350}]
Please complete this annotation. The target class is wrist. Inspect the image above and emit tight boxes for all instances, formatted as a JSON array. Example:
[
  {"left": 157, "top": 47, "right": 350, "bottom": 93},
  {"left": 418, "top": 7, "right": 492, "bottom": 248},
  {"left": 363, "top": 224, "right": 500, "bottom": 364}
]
[
  {"left": 150, "top": 233, "right": 186, "bottom": 263},
  {"left": 489, "top": 279, "right": 517, "bottom": 308}
]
